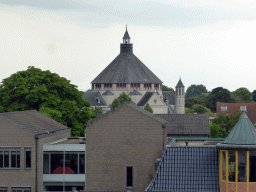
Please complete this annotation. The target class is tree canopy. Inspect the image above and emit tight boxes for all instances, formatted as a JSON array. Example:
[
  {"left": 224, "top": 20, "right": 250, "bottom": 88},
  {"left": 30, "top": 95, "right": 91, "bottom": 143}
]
[
  {"left": 162, "top": 85, "right": 175, "bottom": 93},
  {"left": 91, "top": 107, "right": 103, "bottom": 119},
  {"left": 185, "top": 94, "right": 208, "bottom": 109},
  {"left": 185, "top": 84, "right": 207, "bottom": 98},
  {"left": 211, "top": 110, "right": 242, "bottom": 138},
  {"left": 231, "top": 87, "right": 253, "bottom": 103},
  {"left": 185, "top": 104, "right": 212, "bottom": 115},
  {"left": 207, "top": 87, "right": 233, "bottom": 113},
  {"left": 0, "top": 66, "right": 92, "bottom": 137},
  {"left": 144, "top": 103, "right": 153, "bottom": 113},
  {"left": 110, "top": 92, "right": 133, "bottom": 109},
  {"left": 252, "top": 90, "right": 256, "bottom": 102}
]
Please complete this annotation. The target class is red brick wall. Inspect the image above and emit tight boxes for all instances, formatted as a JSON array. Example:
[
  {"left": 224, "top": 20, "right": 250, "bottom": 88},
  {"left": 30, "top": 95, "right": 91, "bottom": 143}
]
[{"left": 86, "top": 104, "right": 166, "bottom": 191}]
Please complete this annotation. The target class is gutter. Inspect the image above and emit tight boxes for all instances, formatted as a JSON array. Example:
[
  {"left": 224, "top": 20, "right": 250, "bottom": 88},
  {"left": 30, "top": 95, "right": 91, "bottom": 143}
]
[{"left": 35, "top": 135, "right": 39, "bottom": 192}]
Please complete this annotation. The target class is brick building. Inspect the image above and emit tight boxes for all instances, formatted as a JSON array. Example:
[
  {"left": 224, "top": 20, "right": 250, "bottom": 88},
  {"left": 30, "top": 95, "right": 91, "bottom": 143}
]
[
  {"left": 216, "top": 102, "right": 256, "bottom": 123},
  {"left": 86, "top": 102, "right": 168, "bottom": 191},
  {"left": 0, "top": 110, "right": 70, "bottom": 192}
]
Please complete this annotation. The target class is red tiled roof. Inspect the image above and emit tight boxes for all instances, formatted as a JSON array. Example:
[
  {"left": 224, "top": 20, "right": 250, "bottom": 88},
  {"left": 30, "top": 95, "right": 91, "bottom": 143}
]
[{"left": 216, "top": 102, "right": 256, "bottom": 123}]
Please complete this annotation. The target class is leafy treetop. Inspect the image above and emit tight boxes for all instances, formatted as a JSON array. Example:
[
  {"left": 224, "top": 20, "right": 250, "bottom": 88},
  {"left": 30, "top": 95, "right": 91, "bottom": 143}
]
[
  {"left": 162, "top": 85, "right": 175, "bottom": 93},
  {"left": 0, "top": 66, "right": 92, "bottom": 137},
  {"left": 110, "top": 92, "right": 134, "bottom": 109},
  {"left": 231, "top": 87, "right": 253, "bottom": 103},
  {"left": 144, "top": 103, "right": 153, "bottom": 113},
  {"left": 185, "top": 84, "right": 207, "bottom": 98}
]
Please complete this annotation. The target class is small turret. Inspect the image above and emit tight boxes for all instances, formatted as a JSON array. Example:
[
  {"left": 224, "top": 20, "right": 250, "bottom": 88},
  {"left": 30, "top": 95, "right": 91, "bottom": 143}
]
[
  {"left": 121, "top": 25, "right": 133, "bottom": 54},
  {"left": 175, "top": 78, "right": 185, "bottom": 114}
]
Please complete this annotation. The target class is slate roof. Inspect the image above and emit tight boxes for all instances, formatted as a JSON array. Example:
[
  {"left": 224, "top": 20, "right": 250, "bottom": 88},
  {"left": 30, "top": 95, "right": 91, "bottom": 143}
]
[
  {"left": 162, "top": 91, "right": 175, "bottom": 105},
  {"left": 128, "top": 90, "right": 142, "bottom": 95},
  {"left": 176, "top": 79, "right": 184, "bottom": 88},
  {"left": 102, "top": 90, "right": 114, "bottom": 96},
  {"left": 0, "top": 110, "right": 69, "bottom": 138},
  {"left": 137, "top": 92, "right": 155, "bottom": 106},
  {"left": 155, "top": 114, "right": 210, "bottom": 136},
  {"left": 146, "top": 140, "right": 219, "bottom": 192},
  {"left": 83, "top": 91, "right": 107, "bottom": 106},
  {"left": 216, "top": 102, "right": 256, "bottom": 123},
  {"left": 123, "top": 28, "right": 131, "bottom": 39},
  {"left": 91, "top": 32, "right": 162, "bottom": 84}
]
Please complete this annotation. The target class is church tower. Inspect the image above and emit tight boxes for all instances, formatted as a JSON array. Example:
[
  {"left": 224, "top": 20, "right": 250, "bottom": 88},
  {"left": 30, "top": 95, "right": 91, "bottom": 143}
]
[{"left": 175, "top": 78, "right": 185, "bottom": 114}]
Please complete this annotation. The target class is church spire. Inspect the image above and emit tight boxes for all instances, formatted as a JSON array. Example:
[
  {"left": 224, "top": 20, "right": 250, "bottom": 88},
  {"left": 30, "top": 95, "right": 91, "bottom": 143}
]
[{"left": 123, "top": 24, "right": 131, "bottom": 44}]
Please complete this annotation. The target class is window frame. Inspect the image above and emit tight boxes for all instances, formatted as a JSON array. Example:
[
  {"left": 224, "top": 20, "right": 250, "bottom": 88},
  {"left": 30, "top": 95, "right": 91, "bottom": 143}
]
[
  {"left": 126, "top": 166, "right": 133, "bottom": 187},
  {"left": 0, "top": 147, "right": 20, "bottom": 169},
  {"left": 240, "top": 106, "right": 246, "bottom": 111},
  {"left": 12, "top": 187, "right": 31, "bottom": 192},
  {"left": 25, "top": 147, "right": 31, "bottom": 169},
  {"left": 221, "top": 105, "right": 227, "bottom": 111},
  {"left": 0, "top": 187, "right": 7, "bottom": 192}
]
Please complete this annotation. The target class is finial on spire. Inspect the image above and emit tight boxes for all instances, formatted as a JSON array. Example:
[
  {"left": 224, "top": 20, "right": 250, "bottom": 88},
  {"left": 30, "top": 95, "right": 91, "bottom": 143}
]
[{"left": 126, "top": 24, "right": 128, "bottom": 30}]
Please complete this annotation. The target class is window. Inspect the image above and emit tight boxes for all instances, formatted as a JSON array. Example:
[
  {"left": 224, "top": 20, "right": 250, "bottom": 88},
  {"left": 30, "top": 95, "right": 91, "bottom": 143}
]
[
  {"left": 12, "top": 187, "right": 31, "bottom": 192},
  {"left": 249, "top": 151, "right": 256, "bottom": 182},
  {"left": 43, "top": 151, "right": 85, "bottom": 174},
  {"left": 228, "top": 151, "right": 235, "bottom": 182},
  {"left": 221, "top": 106, "right": 227, "bottom": 111},
  {"left": 238, "top": 151, "right": 247, "bottom": 182},
  {"left": 25, "top": 148, "right": 31, "bottom": 168},
  {"left": 95, "top": 83, "right": 101, "bottom": 88},
  {"left": 154, "top": 84, "right": 159, "bottom": 89},
  {"left": 126, "top": 166, "right": 133, "bottom": 187},
  {"left": 0, "top": 148, "right": 20, "bottom": 169},
  {"left": 222, "top": 151, "right": 226, "bottom": 181},
  {"left": 240, "top": 106, "right": 246, "bottom": 111},
  {"left": 0, "top": 187, "right": 7, "bottom": 192},
  {"left": 104, "top": 83, "right": 112, "bottom": 88},
  {"left": 130, "top": 83, "right": 140, "bottom": 88},
  {"left": 144, "top": 83, "right": 152, "bottom": 88},
  {"left": 95, "top": 97, "right": 100, "bottom": 104},
  {"left": 117, "top": 83, "right": 126, "bottom": 88}
]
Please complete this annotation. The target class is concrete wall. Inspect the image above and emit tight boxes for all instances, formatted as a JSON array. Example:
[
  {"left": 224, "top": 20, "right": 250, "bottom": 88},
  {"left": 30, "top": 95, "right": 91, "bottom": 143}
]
[
  {"left": 146, "top": 94, "right": 168, "bottom": 114},
  {"left": 86, "top": 104, "right": 167, "bottom": 191}
]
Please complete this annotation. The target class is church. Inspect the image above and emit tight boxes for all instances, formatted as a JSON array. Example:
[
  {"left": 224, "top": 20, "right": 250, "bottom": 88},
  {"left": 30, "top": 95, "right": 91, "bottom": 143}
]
[{"left": 84, "top": 27, "right": 185, "bottom": 114}]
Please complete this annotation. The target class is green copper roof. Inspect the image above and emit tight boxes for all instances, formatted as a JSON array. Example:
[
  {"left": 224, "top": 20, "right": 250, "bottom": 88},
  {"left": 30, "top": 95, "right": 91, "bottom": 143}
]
[{"left": 224, "top": 113, "right": 256, "bottom": 145}]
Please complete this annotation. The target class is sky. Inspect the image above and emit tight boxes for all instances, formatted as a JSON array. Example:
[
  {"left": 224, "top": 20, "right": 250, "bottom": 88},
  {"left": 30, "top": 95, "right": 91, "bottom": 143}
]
[{"left": 1, "top": 0, "right": 256, "bottom": 92}]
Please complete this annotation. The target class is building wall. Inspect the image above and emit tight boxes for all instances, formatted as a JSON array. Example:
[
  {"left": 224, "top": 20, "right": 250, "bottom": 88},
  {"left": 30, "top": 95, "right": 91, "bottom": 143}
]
[
  {"left": 0, "top": 117, "right": 70, "bottom": 192},
  {"left": 0, "top": 118, "right": 36, "bottom": 191},
  {"left": 86, "top": 104, "right": 167, "bottom": 191},
  {"left": 175, "top": 87, "right": 185, "bottom": 114},
  {"left": 146, "top": 94, "right": 168, "bottom": 114}
]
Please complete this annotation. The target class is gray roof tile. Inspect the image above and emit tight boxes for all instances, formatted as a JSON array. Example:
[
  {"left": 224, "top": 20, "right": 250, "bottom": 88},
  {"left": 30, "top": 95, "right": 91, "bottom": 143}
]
[
  {"left": 176, "top": 79, "right": 184, "bottom": 88},
  {"left": 162, "top": 91, "right": 175, "bottom": 105},
  {"left": 146, "top": 142, "right": 219, "bottom": 191},
  {"left": 102, "top": 90, "right": 114, "bottom": 96},
  {"left": 83, "top": 91, "right": 107, "bottom": 106},
  {"left": 137, "top": 92, "right": 154, "bottom": 106},
  {"left": 0, "top": 110, "right": 69, "bottom": 138},
  {"left": 128, "top": 90, "right": 142, "bottom": 95},
  {"left": 155, "top": 114, "right": 210, "bottom": 136}
]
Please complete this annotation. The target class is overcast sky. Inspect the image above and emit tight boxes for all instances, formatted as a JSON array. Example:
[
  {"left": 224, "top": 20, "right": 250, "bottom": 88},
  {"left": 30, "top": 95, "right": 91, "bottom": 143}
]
[{"left": 1, "top": 0, "right": 256, "bottom": 92}]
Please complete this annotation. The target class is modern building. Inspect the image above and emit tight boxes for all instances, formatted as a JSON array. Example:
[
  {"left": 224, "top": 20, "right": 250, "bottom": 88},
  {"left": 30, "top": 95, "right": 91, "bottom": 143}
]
[
  {"left": 0, "top": 110, "right": 86, "bottom": 192},
  {"left": 146, "top": 113, "right": 256, "bottom": 192},
  {"left": 84, "top": 27, "right": 185, "bottom": 114}
]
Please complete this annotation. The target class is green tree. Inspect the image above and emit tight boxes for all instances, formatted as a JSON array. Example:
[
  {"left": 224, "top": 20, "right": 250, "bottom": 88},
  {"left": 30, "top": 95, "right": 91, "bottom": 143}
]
[
  {"left": 190, "top": 104, "right": 212, "bottom": 115},
  {"left": 144, "top": 103, "right": 153, "bottom": 113},
  {"left": 210, "top": 123, "right": 224, "bottom": 138},
  {"left": 212, "top": 110, "right": 242, "bottom": 138},
  {"left": 207, "top": 87, "right": 233, "bottom": 113},
  {"left": 110, "top": 92, "right": 133, "bottom": 109},
  {"left": 185, "top": 94, "right": 208, "bottom": 108},
  {"left": 252, "top": 90, "right": 256, "bottom": 102},
  {"left": 231, "top": 87, "right": 253, "bottom": 103},
  {"left": 0, "top": 66, "right": 92, "bottom": 137},
  {"left": 91, "top": 107, "right": 103, "bottom": 119},
  {"left": 162, "top": 85, "right": 175, "bottom": 93},
  {"left": 185, "top": 84, "right": 207, "bottom": 98}
]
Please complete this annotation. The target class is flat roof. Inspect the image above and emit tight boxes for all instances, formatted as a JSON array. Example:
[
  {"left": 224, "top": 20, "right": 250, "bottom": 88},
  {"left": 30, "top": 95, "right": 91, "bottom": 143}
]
[{"left": 52, "top": 137, "right": 86, "bottom": 145}]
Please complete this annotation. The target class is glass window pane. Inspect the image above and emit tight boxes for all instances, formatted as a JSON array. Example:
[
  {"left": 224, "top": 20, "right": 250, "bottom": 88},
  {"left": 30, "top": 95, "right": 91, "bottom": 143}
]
[
  {"left": 228, "top": 151, "right": 236, "bottom": 182},
  {"left": 11, "top": 151, "right": 16, "bottom": 168},
  {"left": 50, "top": 152, "right": 63, "bottom": 174},
  {"left": 238, "top": 151, "right": 247, "bottom": 182},
  {"left": 249, "top": 151, "right": 256, "bottom": 182},
  {"left": 0, "top": 151, "right": 3, "bottom": 168},
  {"left": 17, "top": 152, "right": 20, "bottom": 168},
  {"left": 65, "top": 152, "right": 78, "bottom": 174},
  {"left": 26, "top": 150, "right": 31, "bottom": 168},
  {"left": 222, "top": 151, "right": 226, "bottom": 180},
  {"left": 4, "top": 151, "right": 9, "bottom": 167},
  {"left": 43, "top": 153, "right": 49, "bottom": 174},
  {"left": 79, "top": 153, "right": 85, "bottom": 174}
]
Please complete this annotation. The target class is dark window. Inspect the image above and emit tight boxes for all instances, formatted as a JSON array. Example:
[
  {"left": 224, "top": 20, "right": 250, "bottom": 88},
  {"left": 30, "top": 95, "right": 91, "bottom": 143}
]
[
  {"left": 127, "top": 166, "right": 133, "bottom": 187},
  {"left": 4, "top": 151, "right": 9, "bottom": 168},
  {"left": 95, "top": 83, "right": 101, "bottom": 88},
  {"left": 25, "top": 149, "right": 31, "bottom": 168},
  {"left": 250, "top": 151, "right": 256, "bottom": 182},
  {"left": 12, "top": 188, "right": 31, "bottom": 192},
  {"left": 0, "top": 151, "right": 3, "bottom": 168},
  {"left": 43, "top": 153, "right": 49, "bottom": 174},
  {"left": 79, "top": 153, "right": 85, "bottom": 174},
  {"left": 154, "top": 84, "right": 159, "bottom": 89},
  {"left": 51, "top": 152, "right": 64, "bottom": 174},
  {"left": 65, "top": 152, "right": 78, "bottom": 174},
  {"left": 11, "top": 151, "right": 17, "bottom": 167}
]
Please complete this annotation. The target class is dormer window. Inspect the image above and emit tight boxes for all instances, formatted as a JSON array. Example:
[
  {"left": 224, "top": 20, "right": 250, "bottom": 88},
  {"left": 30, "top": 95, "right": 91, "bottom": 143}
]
[
  {"left": 221, "top": 106, "right": 227, "bottom": 111},
  {"left": 240, "top": 106, "right": 246, "bottom": 111},
  {"left": 104, "top": 83, "right": 112, "bottom": 88},
  {"left": 95, "top": 97, "right": 100, "bottom": 104}
]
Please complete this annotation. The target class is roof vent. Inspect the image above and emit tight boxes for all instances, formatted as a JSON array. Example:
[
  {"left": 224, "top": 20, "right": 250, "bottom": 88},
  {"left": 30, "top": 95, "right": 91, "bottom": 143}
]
[{"left": 95, "top": 97, "right": 100, "bottom": 104}]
